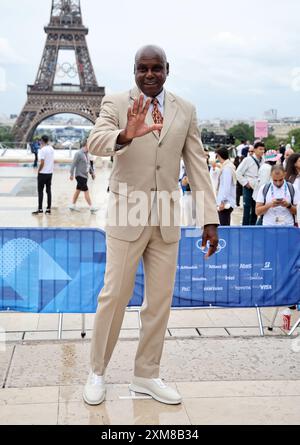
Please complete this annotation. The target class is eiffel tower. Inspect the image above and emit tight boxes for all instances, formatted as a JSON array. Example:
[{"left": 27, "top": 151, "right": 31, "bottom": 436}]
[{"left": 13, "top": 0, "right": 104, "bottom": 144}]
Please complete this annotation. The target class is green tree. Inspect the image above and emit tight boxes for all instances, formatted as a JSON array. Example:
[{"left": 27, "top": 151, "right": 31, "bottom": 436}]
[
  {"left": 0, "top": 126, "right": 13, "bottom": 145},
  {"left": 287, "top": 128, "right": 300, "bottom": 153},
  {"left": 227, "top": 123, "right": 254, "bottom": 144},
  {"left": 263, "top": 135, "right": 280, "bottom": 150}
]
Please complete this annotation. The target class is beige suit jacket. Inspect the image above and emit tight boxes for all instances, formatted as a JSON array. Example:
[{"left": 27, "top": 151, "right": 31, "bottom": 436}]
[{"left": 88, "top": 86, "right": 219, "bottom": 243}]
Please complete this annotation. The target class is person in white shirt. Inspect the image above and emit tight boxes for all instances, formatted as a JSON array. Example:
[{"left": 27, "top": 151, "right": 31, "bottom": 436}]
[
  {"left": 256, "top": 165, "right": 298, "bottom": 226},
  {"left": 209, "top": 160, "right": 221, "bottom": 197},
  {"left": 32, "top": 135, "right": 55, "bottom": 215},
  {"left": 253, "top": 150, "right": 282, "bottom": 201},
  {"left": 236, "top": 140, "right": 247, "bottom": 157},
  {"left": 236, "top": 141, "right": 265, "bottom": 225},
  {"left": 215, "top": 147, "right": 236, "bottom": 226}
]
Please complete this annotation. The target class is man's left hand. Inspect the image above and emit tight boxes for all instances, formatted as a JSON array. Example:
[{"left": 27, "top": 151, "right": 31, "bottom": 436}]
[{"left": 202, "top": 224, "right": 219, "bottom": 259}]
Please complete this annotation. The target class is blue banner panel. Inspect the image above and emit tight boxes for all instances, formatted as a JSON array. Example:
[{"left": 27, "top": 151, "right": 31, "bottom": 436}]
[
  {"left": 0, "top": 227, "right": 299, "bottom": 313},
  {"left": 131, "top": 227, "right": 300, "bottom": 308},
  {"left": 0, "top": 228, "right": 105, "bottom": 313}
]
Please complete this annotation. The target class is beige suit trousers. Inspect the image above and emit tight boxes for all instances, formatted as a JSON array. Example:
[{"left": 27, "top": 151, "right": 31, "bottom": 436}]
[{"left": 90, "top": 224, "right": 179, "bottom": 378}]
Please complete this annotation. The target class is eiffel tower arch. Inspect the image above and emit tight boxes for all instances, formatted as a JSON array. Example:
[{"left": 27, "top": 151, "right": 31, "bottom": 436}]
[{"left": 13, "top": 0, "right": 105, "bottom": 144}]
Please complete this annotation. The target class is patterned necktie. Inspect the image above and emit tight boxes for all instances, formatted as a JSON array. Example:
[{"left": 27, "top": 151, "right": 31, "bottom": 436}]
[{"left": 152, "top": 98, "right": 164, "bottom": 134}]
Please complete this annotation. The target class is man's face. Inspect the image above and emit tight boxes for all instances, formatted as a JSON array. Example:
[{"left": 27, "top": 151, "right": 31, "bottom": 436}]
[
  {"left": 272, "top": 171, "right": 285, "bottom": 188},
  {"left": 135, "top": 53, "right": 169, "bottom": 98},
  {"left": 254, "top": 146, "right": 265, "bottom": 158}
]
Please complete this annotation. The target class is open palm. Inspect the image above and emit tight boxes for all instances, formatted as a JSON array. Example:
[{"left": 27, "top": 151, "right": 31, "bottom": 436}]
[{"left": 124, "top": 94, "right": 163, "bottom": 140}]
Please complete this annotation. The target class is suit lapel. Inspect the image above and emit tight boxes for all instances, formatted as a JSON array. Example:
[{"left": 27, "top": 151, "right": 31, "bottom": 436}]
[
  {"left": 129, "top": 86, "right": 141, "bottom": 102},
  {"left": 159, "top": 91, "right": 178, "bottom": 144}
]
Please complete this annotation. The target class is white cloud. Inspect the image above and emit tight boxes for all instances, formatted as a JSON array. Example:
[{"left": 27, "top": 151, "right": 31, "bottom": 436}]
[
  {"left": 0, "top": 65, "right": 17, "bottom": 93},
  {"left": 0, "top": 66, "right": 6, "bottom": 91},
  {"left": 0, "top": 37, "right": 25, "bottom": 64},
  {"left": 0, "top": 0, "right": 300, "bottom": 117},
  {"left": 213, "top": 32, "right": 246, "bottom": 48},
  {"left": 291, "top": 68, "right": 300, "bottom": 92}
]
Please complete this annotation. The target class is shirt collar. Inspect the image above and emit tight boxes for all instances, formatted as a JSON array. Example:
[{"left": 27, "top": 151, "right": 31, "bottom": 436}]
[{"left": 145, "top": 89, "right": 165, "bottom": 107}]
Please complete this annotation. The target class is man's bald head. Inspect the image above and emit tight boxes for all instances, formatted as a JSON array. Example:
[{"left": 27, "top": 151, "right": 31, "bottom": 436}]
[
  {"left": 134, "top": 45, "right": 169, "bottom": 97},
  {"left": 135, "top": 45, "right": 168, "bottom": 65}
]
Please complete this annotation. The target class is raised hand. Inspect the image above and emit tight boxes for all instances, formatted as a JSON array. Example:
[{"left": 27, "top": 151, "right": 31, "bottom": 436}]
[{"left": 117, "top": 94, "right": 163, "bottom": 144}]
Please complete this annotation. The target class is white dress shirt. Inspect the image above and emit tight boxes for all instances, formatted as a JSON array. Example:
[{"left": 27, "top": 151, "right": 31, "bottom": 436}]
[
  {"left": 209, "top": 166, "right": 221, "bottom": 196},
  {"left": 216, "top": 164, "right": 236, "bottom": 209},
  {"left": 253, "top": 163, "right": 272, "bottom": 201},
  {"left": 144, "top": 89, "right": 165, "bottom": 115},
  {"left": 236, "top": 155, "right": 263, "bottom": 189}
]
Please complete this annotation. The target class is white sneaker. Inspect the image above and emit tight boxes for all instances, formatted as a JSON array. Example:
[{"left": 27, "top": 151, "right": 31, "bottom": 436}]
[
  {"left": 90, "top": 206, "right": 98, "bottom": 214},
  {"left": 83, "top": 371, "right": 106, "bottom": 405},
  {"left": 69, "top": 204, "right": 80, "bottom": 212},
  {"left": 129, "top": 376, "right": 182, "bottom": 405}
]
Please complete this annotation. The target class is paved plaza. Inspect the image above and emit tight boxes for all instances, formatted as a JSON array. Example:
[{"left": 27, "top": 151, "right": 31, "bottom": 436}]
[{"left": 0, "top": 151, "right": 300, "bottom": 425}]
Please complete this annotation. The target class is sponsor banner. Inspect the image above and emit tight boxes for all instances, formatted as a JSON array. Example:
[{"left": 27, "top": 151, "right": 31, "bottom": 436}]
[
  {"left": 133, "top": 227, "right": 300, "bottom": 308},
  {"left": 0, "top": 227, "right": 299, "bottom": 312}
]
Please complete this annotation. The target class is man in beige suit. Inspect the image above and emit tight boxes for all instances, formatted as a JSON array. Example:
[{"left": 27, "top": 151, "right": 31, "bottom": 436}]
[{"left": 84, "top": 45, "right": 219, "bottom": 406}]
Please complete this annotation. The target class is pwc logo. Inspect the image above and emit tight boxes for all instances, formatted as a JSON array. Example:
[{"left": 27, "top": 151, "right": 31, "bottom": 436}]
[{"left": 196, "top": 238, "right": 227, "bottom": 255}]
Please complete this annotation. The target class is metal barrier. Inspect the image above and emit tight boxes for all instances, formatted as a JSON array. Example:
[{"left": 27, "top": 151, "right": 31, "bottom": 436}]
[{"left": 0, "top": 227, "right": 299, "bottom": 337}]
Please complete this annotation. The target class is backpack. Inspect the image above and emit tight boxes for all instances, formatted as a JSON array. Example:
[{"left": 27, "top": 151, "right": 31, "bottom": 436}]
[{"left": 257, "top": 181, "right": 295, "bottom": 225}]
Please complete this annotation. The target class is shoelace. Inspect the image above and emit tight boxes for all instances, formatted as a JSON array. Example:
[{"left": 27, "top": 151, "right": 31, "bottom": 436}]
[{"left": 153, "top": 378, "right": 167, "bottom": 388}]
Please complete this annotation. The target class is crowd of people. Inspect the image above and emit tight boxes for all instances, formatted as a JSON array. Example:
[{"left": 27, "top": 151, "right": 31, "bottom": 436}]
[
  {"left": 180, "top": 140, "right": 300, "bottom": 227},
  {"left": 31, "top": 135, "right": 300, "bottom": 228}
]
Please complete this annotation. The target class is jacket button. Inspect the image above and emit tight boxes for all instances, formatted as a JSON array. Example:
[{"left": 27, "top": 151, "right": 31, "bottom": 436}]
[{"left": 156, "top": 166, "right": 161, "bottom": 170}]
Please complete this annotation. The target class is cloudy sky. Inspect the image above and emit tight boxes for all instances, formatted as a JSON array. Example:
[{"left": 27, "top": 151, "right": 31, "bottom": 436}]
[{"left": 0, "top": 0, "right": 299, "bottom": 119}]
